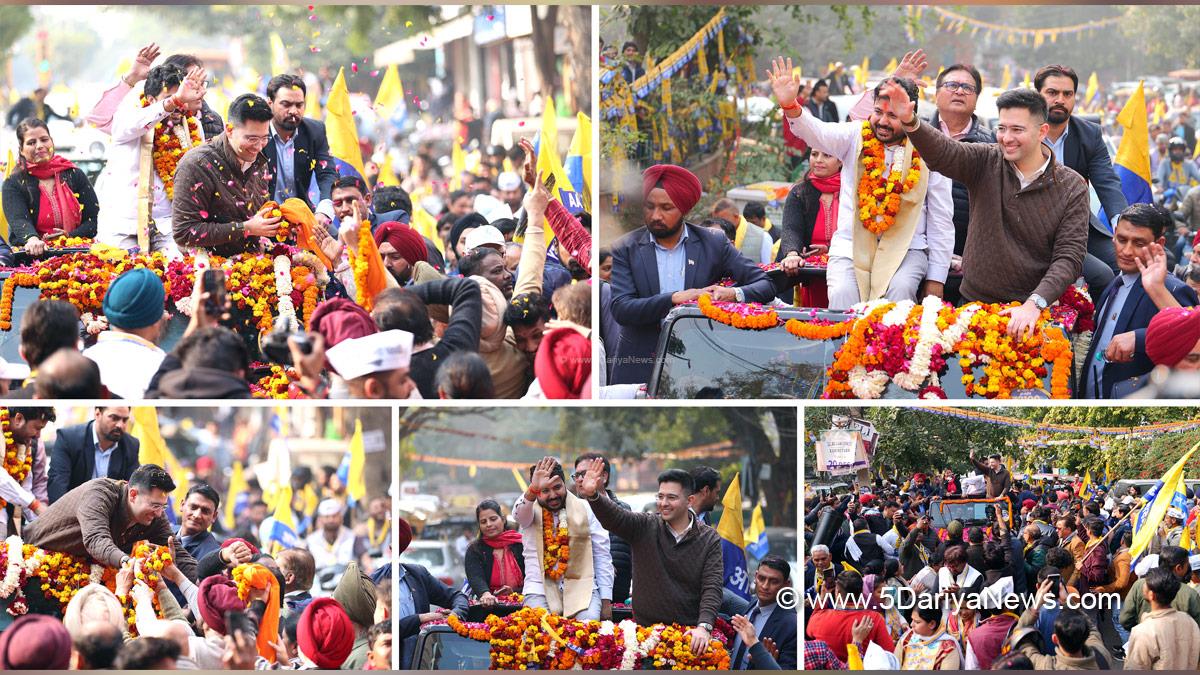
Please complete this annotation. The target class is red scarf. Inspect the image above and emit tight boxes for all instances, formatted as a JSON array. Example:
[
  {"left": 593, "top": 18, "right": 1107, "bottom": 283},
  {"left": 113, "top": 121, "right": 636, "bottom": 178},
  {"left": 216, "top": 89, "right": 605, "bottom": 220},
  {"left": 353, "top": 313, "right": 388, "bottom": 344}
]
[
  {"left": 25, "top": 155, "right": 82, "bottom": 234},
  {"left": 484, "top": 529, "right": 525, "bottom": 592},
  {"left": 808, "top": 172, "right": 841, "bottom": 243}
]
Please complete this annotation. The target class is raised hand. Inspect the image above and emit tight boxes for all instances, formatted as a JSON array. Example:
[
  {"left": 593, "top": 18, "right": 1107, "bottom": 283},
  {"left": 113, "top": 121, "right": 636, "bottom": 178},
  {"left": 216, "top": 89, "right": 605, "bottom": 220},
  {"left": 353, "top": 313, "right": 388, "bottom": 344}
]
[
  {"left": 529, "top": 457, "right": 558, "bottom": 494},
  {"left": 1136, "top": 241, "right": 1169, "bottom": 292},
  {"left": 576, "top": 458, "right": 606, "bottom": 499},
  {"left": 129, "top": 43, "right": 161, "bottom": 84},
  {"left": 766, "top": 57, "right": 801, "bottom": 107},
  {"left": 520, "top": 137, "right": 538, "bottom": 187},
  {"left": 893, "top": 50, "right": 929, "bottom": 83},
  {"left": 877, "top": 80, "right": 916, "bottom": 124}
]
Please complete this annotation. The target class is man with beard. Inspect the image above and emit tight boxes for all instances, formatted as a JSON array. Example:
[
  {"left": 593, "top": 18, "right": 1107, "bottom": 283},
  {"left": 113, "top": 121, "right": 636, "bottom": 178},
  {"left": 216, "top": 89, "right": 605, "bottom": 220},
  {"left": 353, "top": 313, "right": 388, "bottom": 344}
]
[
  {"left": 513, "top": 457, "right": 613, "bottom": 621},
  {"left": 373, "top": 221, "right": 428, "bottom": 285},
  {"left": 576, "top": 460, "right": 723, "bottom": 654},
  {"left": 305, "top": 499, "right": 363, "bottom": 569},
  {"left": 0, "top": 407, "right": 53, "bottom": 537},
  {"left": 1036, "top": 64, "right": 1128, "bottom": 284},
  {"left": 608, "top": 165, "right": 774, "bottom": 384},
  {"left": 48, "top": 406, "right": 139, "bottom": 504},
  {"left": 874, "top": 79, "right": 1089, "bottom": 338},
  {"left": 770, "top": 58, "right": 954, "bottom": 310},
  {"left": 264, "top": 74, "right": 338, "bottom": 220},
  {"left": 22, "top": 463, "right": 199, "bottom": 581}
]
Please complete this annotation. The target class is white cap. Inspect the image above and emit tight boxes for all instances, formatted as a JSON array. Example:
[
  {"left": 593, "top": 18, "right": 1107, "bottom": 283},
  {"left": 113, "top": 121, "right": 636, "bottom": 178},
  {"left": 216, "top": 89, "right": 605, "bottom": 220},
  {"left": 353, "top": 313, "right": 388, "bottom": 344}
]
[
  {"left": 317, "top": 499, "right": 344, "bottom": 517},
  {"left": 1191, "top": 554, "right": 1200, "bottom": 572},
  {"left": 0, "top": 357, "right": 31, "bottom": 382},
  {"left": 1169, "top": 507, "right": 1186, "bottom": 520},
  {"left": 474, "top": 194, "right": 514, "bottom": 223},
  {"left": 326, "top": 330, "right": 414, "bottom": 380},
  {"left": 465, "top": 225, "right": 506, "bottom": 251},
  {"left": 1121, "top": 495, "right": 1134, "bottom": 505},
  {"left": 497, "top": 171, "right": 523, "bottom": 192}
]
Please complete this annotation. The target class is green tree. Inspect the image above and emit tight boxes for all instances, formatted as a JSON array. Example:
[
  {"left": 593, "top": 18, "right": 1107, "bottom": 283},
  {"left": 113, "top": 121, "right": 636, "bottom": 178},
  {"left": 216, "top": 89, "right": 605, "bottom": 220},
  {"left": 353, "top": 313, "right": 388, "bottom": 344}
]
[{"left": 0, "top": 7, "right": 33, "bottom": 70}]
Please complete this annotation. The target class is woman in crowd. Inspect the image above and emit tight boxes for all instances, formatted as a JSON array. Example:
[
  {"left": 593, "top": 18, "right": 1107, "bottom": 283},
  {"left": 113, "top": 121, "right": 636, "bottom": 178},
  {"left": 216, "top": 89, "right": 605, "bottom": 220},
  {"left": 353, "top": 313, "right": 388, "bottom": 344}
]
[
  {"left": 463, "top": 499, "right": 525, "bottom": 605},
  {"left": 2, "top": 118, "right": 99, "bottom": 256},
  {"left": 779, "top": 149, "right": 842, "bottom": 307},
  {"left": 894, "top": 605, "right": 963, "bottom": 670}
]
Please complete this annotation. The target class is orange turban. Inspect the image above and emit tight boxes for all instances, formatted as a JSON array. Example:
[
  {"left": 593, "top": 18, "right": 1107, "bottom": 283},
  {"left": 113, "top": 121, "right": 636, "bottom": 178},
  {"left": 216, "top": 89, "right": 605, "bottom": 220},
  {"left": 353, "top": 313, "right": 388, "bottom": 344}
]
[{"left": 233, "top": 563, "right": 281, "bottom": 663}]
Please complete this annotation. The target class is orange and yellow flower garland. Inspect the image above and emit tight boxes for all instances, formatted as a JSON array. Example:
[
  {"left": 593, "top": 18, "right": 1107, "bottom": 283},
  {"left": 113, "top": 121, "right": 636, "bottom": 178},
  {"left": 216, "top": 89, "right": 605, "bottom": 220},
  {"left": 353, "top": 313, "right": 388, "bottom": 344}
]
[
  {"left": 858, "top": 121, "right": 922, "bottom": 236},
  {"left": 696, "top": 293, "right": 779, "bottom": 330},
  {"left": 0, "top": 409, "right": 29, "bottom": 509},
  {"left": 351, "top": 220, "right": 373, "bottom": 308},
  {"left": 541, "top": 508, "right": 570, "bottom": 581},
  {"left": 141, "top": 95, "right": 202, "bottom": 201},
  {"left": 785, "top": 316, "right": 856, "bottom": 340}
]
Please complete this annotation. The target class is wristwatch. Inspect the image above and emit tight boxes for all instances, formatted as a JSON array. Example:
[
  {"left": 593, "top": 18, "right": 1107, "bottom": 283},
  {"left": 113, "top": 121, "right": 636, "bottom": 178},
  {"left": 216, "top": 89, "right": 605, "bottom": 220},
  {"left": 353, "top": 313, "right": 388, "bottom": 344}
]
[
  {"left": 733, "top": 287, "right": 746, "bottom": 303},
  {"left": 1028, "top": 293, "right": 1048, "bottom": 310},
  {"left": 698, "top": 622, "right": 713, "bottom": 632}
]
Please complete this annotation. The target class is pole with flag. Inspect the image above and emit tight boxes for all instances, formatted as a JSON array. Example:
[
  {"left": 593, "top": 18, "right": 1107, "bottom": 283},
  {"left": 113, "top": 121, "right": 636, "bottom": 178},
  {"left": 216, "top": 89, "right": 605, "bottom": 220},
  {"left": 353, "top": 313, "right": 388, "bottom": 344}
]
[
  {"left": 336, "top": 419, "right": 368, "bottom": 507},
  {"left": 374, "top": 64, "right": 405, "bottom": 122},
  {"left": 1000, "top": 64, "right": 1013, "bottom": 90},
  {"left": 565, "top": 112, "right": 592, "bottom": 213},
  {"left": 1077, "top": 469, "right": 1092, "bottom": 498},
  {"left": 224, "top": 460, "right": 249, "bottom": 530},
  {"left": 269, "top": 33, "right": 290, "bottom": 78},
  {"left": 1100, "top": 81, "right": 1153, "bottom": 227},
  {"left": 261, "top": 485, "right": 302, "bottom": 555},
  {"left": 716, "top": 473, "right": 752, "bottom": 601},
  {"left": 1130, "top": 440, "right": 1200, "bottom": 563},
  {"left": 1084, "top": 72, "right": 1100, "bottom": 112},
  {"left": 325, "top": 67, "right": 366, "bottom": 181},
  {"left": 536, "top": 103, "right": 583, "bottom": 218},
  {"left": 745, "top": 503, "right": 770, "bottom": 560},
  {"left": 131, "top": 407, "right": 189, "bottom": 522}
]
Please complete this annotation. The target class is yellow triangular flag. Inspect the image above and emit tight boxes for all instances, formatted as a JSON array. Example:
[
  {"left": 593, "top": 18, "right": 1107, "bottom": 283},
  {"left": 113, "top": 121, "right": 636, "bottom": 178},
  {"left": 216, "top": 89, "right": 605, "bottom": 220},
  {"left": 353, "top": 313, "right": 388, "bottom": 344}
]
[
  {"left": 378, "top": 154, "right": 401, "bottom": 187},
  {"left": 131, "top": 407, "right": 189, "bottom": 506},
  {"left": 346, "top": 419, "right": 367, "bottom": 504},
  {"left": 269, "top": 33, "right": 290, "bottom": 76},
  {"left": 1001, "top": 64, "right": 1013, "bottom": 90},
  {"left": 375, "top": 64, "right": 404, "bottom": 120},
  {"left": 225, "top": 460, "right": 248, "bottom": 527},
  {"left": 325, "top": 67, "right": 367, "bottom": 179},
  {"left": 450, "top": 140, "right": 466, "bottom": 192}
]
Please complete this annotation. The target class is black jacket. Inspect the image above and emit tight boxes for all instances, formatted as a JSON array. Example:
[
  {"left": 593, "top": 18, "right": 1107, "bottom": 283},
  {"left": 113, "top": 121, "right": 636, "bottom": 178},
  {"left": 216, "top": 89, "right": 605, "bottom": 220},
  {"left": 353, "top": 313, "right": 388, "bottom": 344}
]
[
  {"left": 779, "top": 180, "right": 821, "bottom": 260},
  {"left": 2, "top": 168, "right": 99, "bottom": 245},
  {"left": 197, "top": 101, "right": 225, "bottom": 142},
  {"left": 148, "top": 366, "right": 252, "bottom": 399},
  {"left": 605, "top": 490, "right": 635, "bottom": 604},
  {"left": 6, "top": 97, "right": 71, "bottom": 127},
  {"left": 405, "top": 277, "right": 482, "bottom": 399},
  {"left": 399, "top": 563, "right": 469, "bottom": 667},
  {"left": 1061, "top": 114, "right": 1127, "bottom": 237},
  {"left": 463, "top": 535, "right": 525, "bottom": 597},
  {"left": 805, "top": 99, "right": 840, "bottom": 124},
  {"left": 47, "top": 421, "right": 140, "bottom": 504},
  {"left": 263, "top": 118, "right": 339, "bottom": 208},
  {"left": 927, "top": 111, "right": 995, "bottom": 255}
]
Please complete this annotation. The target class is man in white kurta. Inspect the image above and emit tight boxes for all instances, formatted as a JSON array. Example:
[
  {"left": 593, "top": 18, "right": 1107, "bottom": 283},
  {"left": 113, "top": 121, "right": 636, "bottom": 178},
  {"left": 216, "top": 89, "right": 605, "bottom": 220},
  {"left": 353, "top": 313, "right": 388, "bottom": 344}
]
[
  {"left": 0, "top": 425, "right": 49, "bottom": 539},
  {"left": 96, "top": 63, "right": 206, "bottom": 255},
  {"left": 778, "top": 71, "right": 954, "bottom": 310}
]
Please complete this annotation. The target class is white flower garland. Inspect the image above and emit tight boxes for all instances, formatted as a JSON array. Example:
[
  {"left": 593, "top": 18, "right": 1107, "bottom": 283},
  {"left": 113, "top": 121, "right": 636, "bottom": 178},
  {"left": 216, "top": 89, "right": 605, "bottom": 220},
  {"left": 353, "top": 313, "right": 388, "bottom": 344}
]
[
  {"left": 893, "top": 295, "right": 942, "bottom": 391},
  {"left": 274, "top": 255, "right": 296, "bottom": 325},
  {"left": 848, "top": 364, "right": 891, "bottom": 399},
  {"left": 0, "top": 536, "right": 23, "bottom": 599},
  {"left": 619, "top": 619, "right": 641, "bottom": 670},
  {"left": 880, "top": 300, "right": 913, "bottom": 327}
]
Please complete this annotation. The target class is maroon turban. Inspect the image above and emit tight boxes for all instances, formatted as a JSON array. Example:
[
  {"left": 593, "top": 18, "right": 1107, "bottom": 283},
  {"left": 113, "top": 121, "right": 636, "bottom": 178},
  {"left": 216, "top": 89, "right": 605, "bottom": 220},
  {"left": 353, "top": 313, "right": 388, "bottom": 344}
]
[
  {"left": 535, "top": 327, "right": 591, "bottom": 399},
  {"left": 308, "top": 298, "right": 379, "bottom": 375},
  {"left": 221, "top": 537, "right": 261, "bottom": 556},
  {"left": 642, "top": 164, "right": 702, "bottom": 215},
  {"left": 198, "top": 575, "right": 246, "bottom": 636},
  {"left": 374, "top": 221, "right": 428, "bottom": 267},
  {"left": 1022, "top": 499, "right": 1037, "bottom": 510},
  {"left": 398, "top": 517, "right": 413, "bottom": 555},
  {"left": 1147, "top": 306, "right": 1200, "bottom": 367},
  {"left": 0, "top": 614, "right": 71, "bottom": 669},
  {"left": 298, "top": 598, "right": 355, "bottom": 669}
]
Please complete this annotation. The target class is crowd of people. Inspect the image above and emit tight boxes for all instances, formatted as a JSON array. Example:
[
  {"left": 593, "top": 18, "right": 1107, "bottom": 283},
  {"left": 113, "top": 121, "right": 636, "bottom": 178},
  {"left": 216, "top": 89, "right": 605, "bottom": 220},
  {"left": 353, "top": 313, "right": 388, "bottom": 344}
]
[
  {"left": 802, "top": 448, "right": 1200, "bottom": 670},
  {"left": 0, "top": 405, "right": 393, "bottom": 669},
  {"left": 600, "top": 47, "right": 1200, "bottom": 397},
  {"left": 0, "top": 41, "right": 593, "bottom": 400},
  {"left": 400, "top": 456, "right": 797, "bottom": 670}
]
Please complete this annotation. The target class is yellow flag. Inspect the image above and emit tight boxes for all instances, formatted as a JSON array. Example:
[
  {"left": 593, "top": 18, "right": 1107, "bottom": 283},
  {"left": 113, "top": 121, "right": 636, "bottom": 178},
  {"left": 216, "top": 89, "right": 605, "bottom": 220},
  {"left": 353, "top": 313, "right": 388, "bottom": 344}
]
[
  {"left": 411, "top": 204, "right": 444, "bottom": 254},
  {"left": 1021, "top": 71, "right": 1032, "bottom": 89},
  {"left": 269, "top": 33, "right": 290, "bottom": 76},
  {"left": 325, "top": 67, "right": 367, "bottom": 179},
  {"left": 377, "top": 155, "right": 400, "bottom": 187},
  {"left": 224, "top": 461, "right": 248, "bottom": 527},
  {"left": 536, "top": 103, "right": 574, "bottom": 194},
  {"left": 1001, "top": 64, "right": 1013, "bottom": 90},
  {"left": 566, "top": 112, "right": 592, "bottom": 212},
  {"left": 131, "top": 407, "right": 188, "bottom": 505},
  {"left": 511, "top": 467, "right": 528, "bottom": 492},
  {"left": 346, "top": 419, "right": 367, "bottom": 504},
  {"left": 375, "top": 64, "right": 404, "bottom": 120},
  {"left": 1130, "top": 441, "right": 1200, "bottom": 561},
  {"left": 1077, "top": 469, "right": 1091, "bottom": 498},
  {"left": 1085, "top": 71, "right": 1100, "bottom": 110},
  {"left": 857, "top": 56, "right": 870, "bottom": 86},
  {"left": 885, "top": 57, "right": 898, "bottom": 74},
  {"left": 1183, "top": 514, "right": 1193, "bottom": 552},
  {"left": 715, "top": 473, "right": 744, "bottom": 549}
]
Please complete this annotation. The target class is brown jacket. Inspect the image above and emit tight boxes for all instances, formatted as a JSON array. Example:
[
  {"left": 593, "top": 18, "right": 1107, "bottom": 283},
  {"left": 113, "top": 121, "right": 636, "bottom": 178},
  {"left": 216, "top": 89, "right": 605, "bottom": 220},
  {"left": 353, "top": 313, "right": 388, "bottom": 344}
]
[
  {"left": 171, "top": 131, "right": 271, "bottom": 257},
  {"left": 587, "top": 491, "right": 723, "bottom": 627},
  {"left": 22, "top": 478, "right": 198, "bottom": 581},
  {"left": 968, "top": 457, "right": 1011, "bottom": 498},
  {"left": 1125, "top": 607, "right": 1200, "bottom": 670},
  {"left": 1015, "top": 604, "right": 1112, "bottom": 669},
  {"left": 907, "top": 120, "right": 1088, "bottom": 304},
  {"left": 1093, "top": 547, "right": 1132, "bottom": 596}
]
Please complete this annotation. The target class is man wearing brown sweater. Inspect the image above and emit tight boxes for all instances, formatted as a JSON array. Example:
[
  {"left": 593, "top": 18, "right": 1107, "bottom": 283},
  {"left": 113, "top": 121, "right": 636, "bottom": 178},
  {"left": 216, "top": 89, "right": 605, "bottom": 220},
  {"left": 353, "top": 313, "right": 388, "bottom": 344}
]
[
  {"left": 22, "top": 463, "right": 199, "bottom": 581},
  {"left": 576, "top": 461, "right": 724, "bottom": 656},
  {"left": 878, "top": 80, "right": 1089, "bottom": 339},
  {"left": 171, "top": 93, "right": 281, "bottom": 256}
]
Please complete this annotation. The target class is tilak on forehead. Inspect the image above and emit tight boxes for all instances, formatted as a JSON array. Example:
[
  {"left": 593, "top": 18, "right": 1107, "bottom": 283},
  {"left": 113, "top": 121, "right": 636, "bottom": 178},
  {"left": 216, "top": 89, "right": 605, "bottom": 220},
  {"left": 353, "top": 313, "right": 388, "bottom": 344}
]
[{"left": 642, "top": 164, "right": 702, "bottom": 214}]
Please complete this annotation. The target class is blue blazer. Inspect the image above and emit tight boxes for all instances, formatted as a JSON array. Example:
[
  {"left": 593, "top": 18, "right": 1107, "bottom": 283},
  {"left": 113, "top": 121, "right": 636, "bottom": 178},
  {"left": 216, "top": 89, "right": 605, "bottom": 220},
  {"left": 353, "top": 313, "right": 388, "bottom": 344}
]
[
  {"left": 608, "top": 223, "right": 775, "bottom": 385},
  {"left": 728, "top": 598, "right": 798, "bottom": 670},
  {"left": 263, "top": 117, "right": 339, "bottom": 208},
  {"left": 1063, "top": 115, "right": 1128, "bottom": 237},
  {"left": 1080, "top": 274, "right": 1198, "bottom": 398},
  {"left": 47, "top": 422, "right": 140, "bottom": 504},
  {"left": 398, "top": 562, "right": 470, "bottom": 666}
]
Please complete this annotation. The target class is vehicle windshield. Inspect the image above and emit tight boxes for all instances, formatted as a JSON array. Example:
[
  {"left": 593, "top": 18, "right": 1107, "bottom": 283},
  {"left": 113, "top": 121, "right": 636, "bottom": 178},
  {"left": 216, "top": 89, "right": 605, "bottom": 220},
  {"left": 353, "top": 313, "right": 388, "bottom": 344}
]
[
  {"left": 651, "top": 308, "right": 1064, "bottom": 399},
  {"left": 415, "top": 630, "right": 491, "bottom": 670},
  {"left": 400, "top": 547, "right": 446, "bottom": 568},
  {"left": 929, "top": 500, "right": 1012, "bottom": 529}
]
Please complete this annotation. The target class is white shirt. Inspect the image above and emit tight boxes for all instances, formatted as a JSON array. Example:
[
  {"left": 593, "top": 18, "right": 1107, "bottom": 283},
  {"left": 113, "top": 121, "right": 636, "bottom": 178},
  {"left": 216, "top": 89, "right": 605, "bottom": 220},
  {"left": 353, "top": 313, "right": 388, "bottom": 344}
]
[
  {"left": 305, "top": 526, "right": 358, "bottom": 569},
  {"left": 786, "top": 112, "right": 956, "bottom": 283},
  {"left": 1014, "top": 148, "right": 1053, "bottom": 190},
  {"left": 97, "top": 95, "right": 205, "bottom": 239},
  {"left": 0, "top": 439, "right": 48, "bottom": 537},
  {"left": 82, "top": 331, "right": 167, "bottom": 401},
  {"left": 513, "top": 493, "right": 614, "bottom": 600}
]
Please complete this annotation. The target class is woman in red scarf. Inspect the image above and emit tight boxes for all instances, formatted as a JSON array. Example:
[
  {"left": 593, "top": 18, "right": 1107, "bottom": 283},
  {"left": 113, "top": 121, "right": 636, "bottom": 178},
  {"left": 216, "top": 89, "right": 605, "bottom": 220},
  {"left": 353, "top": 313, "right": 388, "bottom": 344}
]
[
  {"left": 1, "top": 119, "right": 99, "bottom": 256},
  {"left": 463, "top": 499, "right": 525, "bottom": 605},
  {"left": 778, "top": 149, "right": 844, "bottom": 308}
]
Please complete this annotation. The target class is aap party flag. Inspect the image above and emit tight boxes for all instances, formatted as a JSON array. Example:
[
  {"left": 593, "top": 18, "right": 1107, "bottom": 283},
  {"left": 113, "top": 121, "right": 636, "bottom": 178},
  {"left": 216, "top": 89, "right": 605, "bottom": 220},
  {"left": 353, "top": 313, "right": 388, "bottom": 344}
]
[
  {"left": 746, "top": 503, "right": 770, "bottom": 560},
  {"left": 1130, "top": 441, "right": 1200, "bottom": 563},
  {"left": 1099, "top": 81, "right": 1153, "bottom": 229},
  {"left": 261, "top": 486, "right": 302, "bottom": 554},
  {"left": 716, "top": 473, "right": 752, "bottom": 601},
  {"left": 325, "top": 67, "right": 366, "bottom": 181}
]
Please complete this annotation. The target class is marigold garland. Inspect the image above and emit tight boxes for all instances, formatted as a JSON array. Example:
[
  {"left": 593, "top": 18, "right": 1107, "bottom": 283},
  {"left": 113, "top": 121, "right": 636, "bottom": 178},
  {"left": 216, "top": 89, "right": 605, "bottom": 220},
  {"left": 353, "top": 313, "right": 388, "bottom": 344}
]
[
  {"left": 141, "top": 95, "right": 202, "bottom": 201},
  {"left": 696, "top": 293, "right": 780, "bottom": 330},
  {"left": 541, "top": 508, "right": 570, "bottom": 582},
  {"left": 0, "top": 409, "right": 29, "bottom": 509},
  {"left": 447, "top": 606, "right": 731, "bottom": 670},
  {"left": 352, "top": 219, "right": 373, "bottom": 307},
  {"left": 857, "top": 121, "right": 922, "bottom": 236},
  {"left": 785, "top": 316, "right": 856, "bottom": 340}
]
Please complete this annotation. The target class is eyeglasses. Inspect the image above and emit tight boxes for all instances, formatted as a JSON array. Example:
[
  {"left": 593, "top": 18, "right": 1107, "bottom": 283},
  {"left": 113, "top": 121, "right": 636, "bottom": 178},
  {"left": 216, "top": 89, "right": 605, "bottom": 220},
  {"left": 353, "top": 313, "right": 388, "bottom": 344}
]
[
  {"left": 939, "top": 82, "right": 978, "bottom": 95},
  {"left": 147, "top": 500, "right": 169, "bottom": 513},
  {"left": 239, "top": 134, "right": 271, "bottom": 144}
]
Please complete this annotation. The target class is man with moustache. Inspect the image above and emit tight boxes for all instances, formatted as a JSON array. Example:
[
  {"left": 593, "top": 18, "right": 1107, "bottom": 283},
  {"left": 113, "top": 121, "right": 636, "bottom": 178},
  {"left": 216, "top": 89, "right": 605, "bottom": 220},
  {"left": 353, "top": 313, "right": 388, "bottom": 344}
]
[
  {"left": 772, "top": 57, "right": 954, "bottom": 311},
  {"left": 513, "top": 457, "right": 613, "bottom": 621},
  {"left": 1036, "top": 64, "right": 1127, "bottom": 285},
  {"left": 608, "top": 165, "right": 775, "bottom": 385},
  {"left": 263, "top": 74, "right": 338, "bottom": 220}
]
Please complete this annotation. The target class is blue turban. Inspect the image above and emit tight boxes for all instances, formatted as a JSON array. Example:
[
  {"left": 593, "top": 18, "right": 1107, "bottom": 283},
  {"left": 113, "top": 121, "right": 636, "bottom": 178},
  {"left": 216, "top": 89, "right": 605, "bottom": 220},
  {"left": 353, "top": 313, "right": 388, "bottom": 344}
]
[{"left": 102, "top": 267, "right": 165, "bottom": 330}]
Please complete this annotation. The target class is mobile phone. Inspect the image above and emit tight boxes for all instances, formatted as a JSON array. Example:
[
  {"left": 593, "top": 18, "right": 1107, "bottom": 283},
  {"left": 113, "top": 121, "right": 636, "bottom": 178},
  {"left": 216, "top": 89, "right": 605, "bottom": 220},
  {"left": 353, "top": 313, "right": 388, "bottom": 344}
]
[
  {"left": 1046, "top": 573, "right": 1061, "bottom": 598},
  {"left": 225, "top": 610, "right": 257, "bottom": 640},
  {"left": 202, "top": 268, "right": 227, "bottom": 318}
]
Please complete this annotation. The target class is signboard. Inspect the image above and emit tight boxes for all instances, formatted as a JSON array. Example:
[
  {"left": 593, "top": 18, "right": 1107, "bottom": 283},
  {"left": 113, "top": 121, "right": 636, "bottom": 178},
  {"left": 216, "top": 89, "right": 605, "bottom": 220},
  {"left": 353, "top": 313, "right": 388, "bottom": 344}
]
[
  {"left": 832, "top": 415, "right": 879, "bottom": 455},
  {"left": 817, "top": 430, "right": 867, "bottom": 475},
  {"left": 363, "top": 429, "right": 387, "bottom": 454}
]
